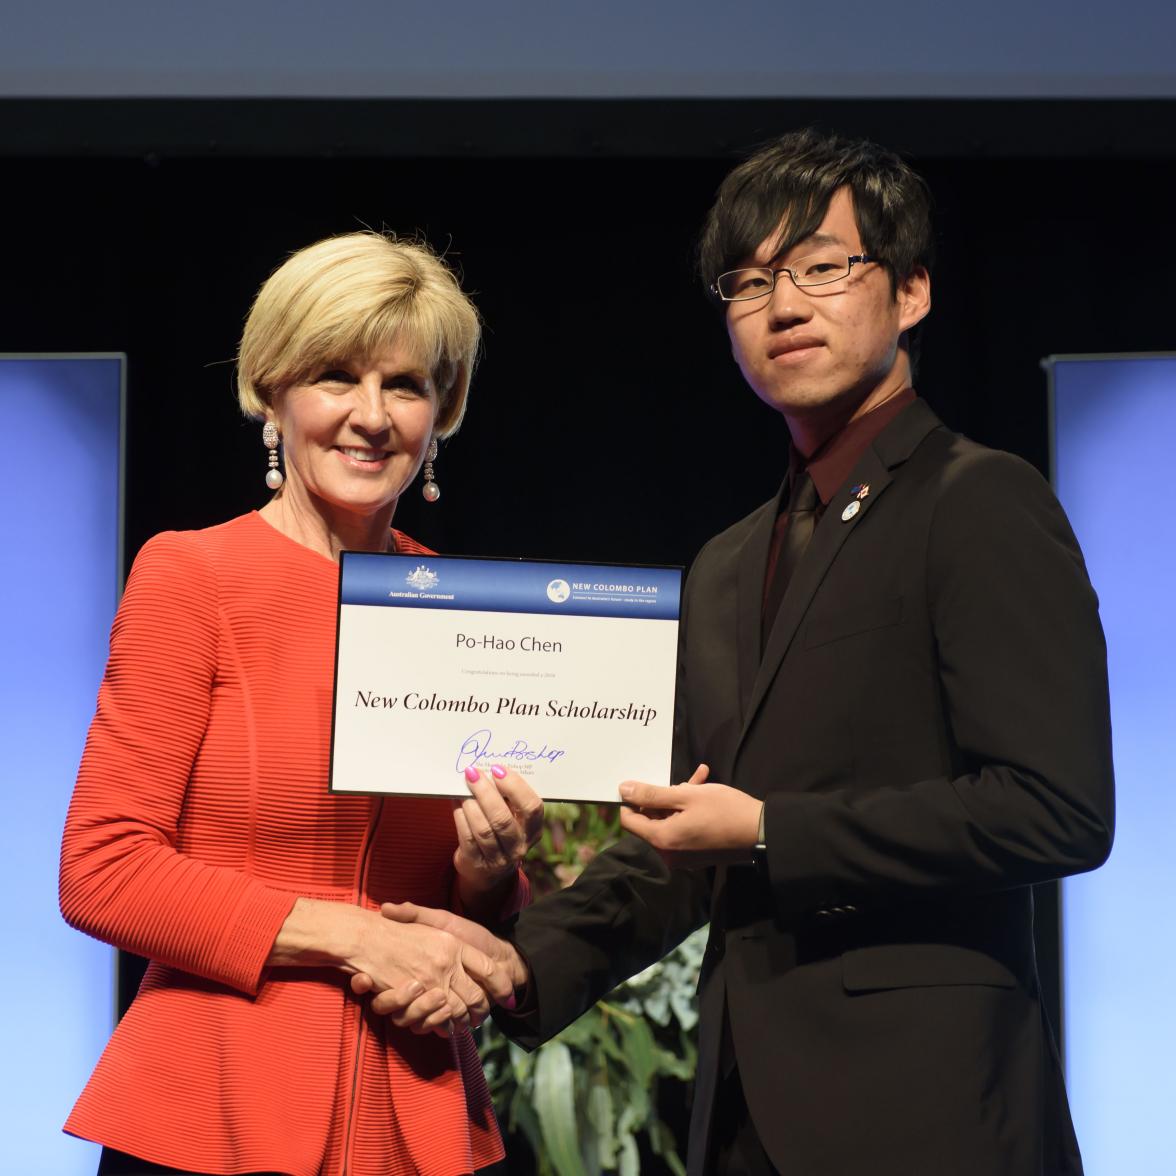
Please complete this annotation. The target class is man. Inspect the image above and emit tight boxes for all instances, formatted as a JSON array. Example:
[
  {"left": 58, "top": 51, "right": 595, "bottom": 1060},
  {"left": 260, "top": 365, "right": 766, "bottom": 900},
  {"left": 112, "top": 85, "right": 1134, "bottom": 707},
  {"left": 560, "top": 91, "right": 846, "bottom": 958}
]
[{"left": 376, "top": 130, "right": 1114, "bottom": 1175}]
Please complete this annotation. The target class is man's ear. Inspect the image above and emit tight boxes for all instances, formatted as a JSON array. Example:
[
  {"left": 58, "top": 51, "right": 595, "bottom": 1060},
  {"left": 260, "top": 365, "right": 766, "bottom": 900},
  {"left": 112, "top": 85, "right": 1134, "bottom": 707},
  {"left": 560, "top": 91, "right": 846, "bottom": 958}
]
[{"left": 897, "top": 265, "right": 931, "bottom": 334}]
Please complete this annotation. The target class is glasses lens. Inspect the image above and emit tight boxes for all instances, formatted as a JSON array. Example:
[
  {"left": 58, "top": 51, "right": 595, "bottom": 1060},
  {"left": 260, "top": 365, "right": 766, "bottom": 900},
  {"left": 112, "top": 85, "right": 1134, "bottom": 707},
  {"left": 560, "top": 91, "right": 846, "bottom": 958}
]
[
  {"left": 791, "top": 250, "right": 851, "bottom": 287},
  {"left": 717, "top": 268, "right": 774, "bottom": 301}
]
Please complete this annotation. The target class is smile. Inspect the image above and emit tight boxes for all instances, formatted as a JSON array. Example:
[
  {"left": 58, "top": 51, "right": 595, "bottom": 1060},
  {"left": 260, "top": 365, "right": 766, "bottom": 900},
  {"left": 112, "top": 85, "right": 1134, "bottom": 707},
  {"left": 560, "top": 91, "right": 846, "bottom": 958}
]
[{"left": 335, "top": 446, "right": 390, "bottom": 469}]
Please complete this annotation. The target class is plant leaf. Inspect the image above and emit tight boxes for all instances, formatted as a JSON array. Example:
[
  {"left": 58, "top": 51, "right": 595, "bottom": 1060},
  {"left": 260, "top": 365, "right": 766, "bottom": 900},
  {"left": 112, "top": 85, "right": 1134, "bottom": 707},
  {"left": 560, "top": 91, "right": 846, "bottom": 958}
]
[
  {"left": 616, "top": 1009, "right": 657, "bottom": 1088},
  {"left": 585, "top": 1082, "right": 617, "bottom": 1168},
  {"left": 642, "top": 988, "right": 671, "bottom": 1027},
  {"left": 533, "top": 1042, "right": 589, "bottom": 1176},
  {"left": 617, "top": 1131, "right": 640, "bottom": 1176},
  {"left": 511, "top": 1087, "right": 545, "bottom": 1157},
  {"left": 649, "top": 1118, "right": 688, "bottom": 1176},
  {"left": 669, "top": 985, "right": 698, "bottom": 1031}
]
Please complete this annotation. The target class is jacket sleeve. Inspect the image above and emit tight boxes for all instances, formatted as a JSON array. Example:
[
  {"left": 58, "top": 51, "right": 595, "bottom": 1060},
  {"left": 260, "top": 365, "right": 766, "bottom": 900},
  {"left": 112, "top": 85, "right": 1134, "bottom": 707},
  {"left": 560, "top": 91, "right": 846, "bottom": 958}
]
[
  {"left": 451, "top": 865, "right": 533, "bottom": 922},
  {"left": 496, "top": 571, "right": 710, "bottom": 1047},
  {"left": 59, "top": 532, "right": 297, "bottom": 994},
  {"left": 761, "top": 450, "right": 1114, "bottom": 918},
  {"left": 496, "top": 834, "right": 711, "bottom": 1049}
]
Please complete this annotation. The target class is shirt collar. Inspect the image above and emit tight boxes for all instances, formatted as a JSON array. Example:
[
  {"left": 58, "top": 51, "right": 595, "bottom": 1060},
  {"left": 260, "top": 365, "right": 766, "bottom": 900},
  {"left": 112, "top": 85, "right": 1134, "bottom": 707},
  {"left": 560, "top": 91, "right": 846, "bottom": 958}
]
[{"left": 790, "top": 387, "right": 918, "bottom": 506}]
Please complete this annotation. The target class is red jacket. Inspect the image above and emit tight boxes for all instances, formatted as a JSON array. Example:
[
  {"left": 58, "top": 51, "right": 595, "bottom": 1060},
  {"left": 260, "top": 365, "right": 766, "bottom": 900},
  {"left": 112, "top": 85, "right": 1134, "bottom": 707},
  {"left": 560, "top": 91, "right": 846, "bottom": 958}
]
[{"left": 61, "top": 513, "right": 524, "bottom": 1175}]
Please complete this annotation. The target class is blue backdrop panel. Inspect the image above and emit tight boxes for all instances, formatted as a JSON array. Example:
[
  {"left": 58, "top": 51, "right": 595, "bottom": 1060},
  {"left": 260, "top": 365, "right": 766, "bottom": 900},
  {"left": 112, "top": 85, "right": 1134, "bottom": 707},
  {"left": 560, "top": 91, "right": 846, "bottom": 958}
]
[
  {"left": 1050, "top": 354, "right": 1176, "bottom": 1174},
  {"left": 0, "top": 357, "right": 123, "bottom": 1174}
]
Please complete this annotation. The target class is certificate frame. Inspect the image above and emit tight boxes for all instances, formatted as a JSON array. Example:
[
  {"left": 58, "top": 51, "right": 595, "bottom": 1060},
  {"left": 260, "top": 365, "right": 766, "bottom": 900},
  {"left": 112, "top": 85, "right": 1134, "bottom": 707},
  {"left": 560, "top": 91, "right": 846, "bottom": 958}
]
[{"left": 328, "top": 550, "right": 683, "bottom": 803}]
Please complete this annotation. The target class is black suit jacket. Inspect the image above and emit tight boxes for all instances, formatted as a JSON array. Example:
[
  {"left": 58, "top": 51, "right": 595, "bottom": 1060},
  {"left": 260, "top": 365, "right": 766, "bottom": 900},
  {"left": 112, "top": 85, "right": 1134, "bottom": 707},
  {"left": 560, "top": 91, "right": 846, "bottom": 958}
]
[{"left": 500, "top": 401, "right": 1114, "bottom": 1176}]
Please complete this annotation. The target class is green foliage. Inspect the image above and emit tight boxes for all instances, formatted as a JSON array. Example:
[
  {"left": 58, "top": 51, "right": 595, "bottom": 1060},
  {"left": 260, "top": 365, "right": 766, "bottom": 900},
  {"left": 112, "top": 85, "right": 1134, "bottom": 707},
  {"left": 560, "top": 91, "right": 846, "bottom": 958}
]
[
  {"left": 526, "top": 802, "right": 624, "bottom": 898},
  {"left": 478, "top": 803, "right": 705, "bottom": 1176}
]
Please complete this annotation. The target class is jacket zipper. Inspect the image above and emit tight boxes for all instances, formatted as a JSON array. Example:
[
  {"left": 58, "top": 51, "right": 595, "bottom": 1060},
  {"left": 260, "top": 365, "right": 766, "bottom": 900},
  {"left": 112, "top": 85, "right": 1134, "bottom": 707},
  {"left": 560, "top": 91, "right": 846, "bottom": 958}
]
[{"left": 341, "top": 796, "right": 384, "bottom": 1176}]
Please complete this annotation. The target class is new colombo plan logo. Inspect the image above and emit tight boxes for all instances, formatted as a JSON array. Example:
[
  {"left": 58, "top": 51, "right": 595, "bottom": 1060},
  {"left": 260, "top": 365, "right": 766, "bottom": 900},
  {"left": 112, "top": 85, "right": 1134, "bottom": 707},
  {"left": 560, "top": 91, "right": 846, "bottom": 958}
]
[
  {"left": 405, "top": 565, "right": 440, "bottom": 591},
  {"left": 546, "top": 579, "right": 571, "bottom": 604}
]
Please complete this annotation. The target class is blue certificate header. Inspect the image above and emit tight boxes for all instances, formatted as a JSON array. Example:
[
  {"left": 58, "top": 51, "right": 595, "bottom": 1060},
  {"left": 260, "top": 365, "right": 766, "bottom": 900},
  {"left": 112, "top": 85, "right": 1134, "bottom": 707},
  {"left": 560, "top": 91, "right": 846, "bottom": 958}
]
[{"left": 340, "top": 552, "right": 681, "bottom": 621}]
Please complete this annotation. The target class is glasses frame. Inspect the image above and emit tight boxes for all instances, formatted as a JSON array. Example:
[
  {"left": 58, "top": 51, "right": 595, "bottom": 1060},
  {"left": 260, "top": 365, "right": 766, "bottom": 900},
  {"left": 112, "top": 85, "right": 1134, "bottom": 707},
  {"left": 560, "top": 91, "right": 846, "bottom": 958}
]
[{"left": 710, "top": 253, "right": 876, "bottom": 303}]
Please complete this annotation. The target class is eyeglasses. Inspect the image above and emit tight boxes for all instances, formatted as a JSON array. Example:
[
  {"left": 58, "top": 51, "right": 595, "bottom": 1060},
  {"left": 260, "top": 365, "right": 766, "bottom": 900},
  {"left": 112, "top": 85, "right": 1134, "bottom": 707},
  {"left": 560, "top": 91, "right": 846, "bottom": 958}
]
[{"left": 711, "top": 251, "right": 876, "bottom": 302}]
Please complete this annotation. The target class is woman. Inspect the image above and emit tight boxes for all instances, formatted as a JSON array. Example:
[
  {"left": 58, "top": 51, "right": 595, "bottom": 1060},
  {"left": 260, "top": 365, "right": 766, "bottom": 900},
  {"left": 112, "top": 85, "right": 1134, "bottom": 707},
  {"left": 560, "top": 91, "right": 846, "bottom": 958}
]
[{"left": 59, "top": 232, "right": 542, "bottom": 1176}]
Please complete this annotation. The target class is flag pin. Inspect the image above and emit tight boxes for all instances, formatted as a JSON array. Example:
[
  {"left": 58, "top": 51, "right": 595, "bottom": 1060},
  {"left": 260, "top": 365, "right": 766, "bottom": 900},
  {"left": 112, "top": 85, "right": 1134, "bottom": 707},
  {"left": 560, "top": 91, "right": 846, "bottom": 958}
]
[{"left": 842, "top": 483, "right": 870, "bottom": 522}]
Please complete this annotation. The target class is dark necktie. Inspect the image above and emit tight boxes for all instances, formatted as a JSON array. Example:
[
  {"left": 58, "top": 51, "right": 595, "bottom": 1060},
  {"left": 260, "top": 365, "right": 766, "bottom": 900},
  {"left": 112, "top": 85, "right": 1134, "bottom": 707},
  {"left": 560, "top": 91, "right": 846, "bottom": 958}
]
[{"left": 762, "top": 471, "right": 819, "bottom": 653}]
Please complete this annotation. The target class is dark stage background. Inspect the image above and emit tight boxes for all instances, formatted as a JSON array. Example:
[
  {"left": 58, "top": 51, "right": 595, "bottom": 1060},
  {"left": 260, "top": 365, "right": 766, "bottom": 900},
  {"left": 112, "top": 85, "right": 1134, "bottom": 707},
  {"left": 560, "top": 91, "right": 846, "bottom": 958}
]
[
  {"left": 3, "top": 102, "right": 1174, "bottom": 580},
  {"left": 4, "top": 96, "right": 1173, "bottom": 1170}
]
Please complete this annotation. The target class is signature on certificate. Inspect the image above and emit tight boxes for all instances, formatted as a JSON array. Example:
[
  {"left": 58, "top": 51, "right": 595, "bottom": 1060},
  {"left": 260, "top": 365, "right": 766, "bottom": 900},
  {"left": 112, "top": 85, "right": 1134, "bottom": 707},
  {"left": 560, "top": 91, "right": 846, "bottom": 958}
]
[{"left": 456, "top": 728, "right": 567, "bottom": 773}]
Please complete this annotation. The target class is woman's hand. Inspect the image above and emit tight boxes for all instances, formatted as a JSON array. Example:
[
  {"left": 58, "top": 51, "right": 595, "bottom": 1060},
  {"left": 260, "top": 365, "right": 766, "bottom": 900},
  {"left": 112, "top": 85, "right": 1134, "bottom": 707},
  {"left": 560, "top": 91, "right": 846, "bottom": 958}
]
[
  {"left": 269, "top": 898, "right": 512, "bottom": 1034},
  {"left": 452, "top": 766, "right": 543, "bottom": 916}
]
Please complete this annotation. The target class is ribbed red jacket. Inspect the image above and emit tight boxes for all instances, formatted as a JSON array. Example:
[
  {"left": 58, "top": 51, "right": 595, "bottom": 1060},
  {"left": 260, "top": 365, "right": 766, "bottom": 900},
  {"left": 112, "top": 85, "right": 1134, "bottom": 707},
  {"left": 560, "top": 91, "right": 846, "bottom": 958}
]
[{"left": 60, "top": 512, "right": 523, "bottom": 1176}]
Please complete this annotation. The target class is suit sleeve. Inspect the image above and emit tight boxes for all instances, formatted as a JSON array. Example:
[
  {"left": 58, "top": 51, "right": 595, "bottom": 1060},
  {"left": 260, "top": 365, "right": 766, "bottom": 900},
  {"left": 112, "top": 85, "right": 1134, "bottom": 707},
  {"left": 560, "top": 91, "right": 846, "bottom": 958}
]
[
  {"left": 495, "top": 566, "right": 710, "bottom": 1048},
  {"left": 761, "top": 450, "right": 1114, "bottom": 918},
  {"left": 59, "top": 532, "right": 297, "bottom": 993}
]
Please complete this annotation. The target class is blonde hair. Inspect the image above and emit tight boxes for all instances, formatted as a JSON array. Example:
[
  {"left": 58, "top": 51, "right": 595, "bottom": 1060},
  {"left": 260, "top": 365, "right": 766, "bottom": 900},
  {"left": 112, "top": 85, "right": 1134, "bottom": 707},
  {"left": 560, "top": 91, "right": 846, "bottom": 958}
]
[{"left": 236, "top": 232, "right": 481, "bottom": 436}]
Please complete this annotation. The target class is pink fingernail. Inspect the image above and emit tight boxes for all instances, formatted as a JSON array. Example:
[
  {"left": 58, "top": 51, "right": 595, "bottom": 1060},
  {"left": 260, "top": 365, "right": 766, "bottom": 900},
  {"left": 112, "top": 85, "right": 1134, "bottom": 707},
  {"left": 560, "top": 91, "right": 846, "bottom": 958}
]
[
  {"left": 464, "top": 766, "right": 480, "bottom": 783},
  {"left": 502, "top": 992, "right": 517, "bottom": 1010},
  {"left": 491, "top": 764, "right": 507, "bottom": 780}
]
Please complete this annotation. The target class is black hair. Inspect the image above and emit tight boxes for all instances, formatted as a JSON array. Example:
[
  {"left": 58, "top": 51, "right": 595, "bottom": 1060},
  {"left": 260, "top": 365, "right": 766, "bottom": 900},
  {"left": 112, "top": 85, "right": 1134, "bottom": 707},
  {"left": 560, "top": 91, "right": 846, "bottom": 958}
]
[{"left": 698, "top": 128, "right": 934, "bottom": 299}]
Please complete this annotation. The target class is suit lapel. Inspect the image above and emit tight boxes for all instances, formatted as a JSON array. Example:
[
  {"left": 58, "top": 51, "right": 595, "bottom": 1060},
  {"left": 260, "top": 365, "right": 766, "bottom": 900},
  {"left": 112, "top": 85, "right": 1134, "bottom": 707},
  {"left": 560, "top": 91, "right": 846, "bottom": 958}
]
[
  {"left": 733, "top": 487, "right": 784, "bottom": 719},
  {"left": 739, "top": 400, "right": 942, "bottom": 746}
]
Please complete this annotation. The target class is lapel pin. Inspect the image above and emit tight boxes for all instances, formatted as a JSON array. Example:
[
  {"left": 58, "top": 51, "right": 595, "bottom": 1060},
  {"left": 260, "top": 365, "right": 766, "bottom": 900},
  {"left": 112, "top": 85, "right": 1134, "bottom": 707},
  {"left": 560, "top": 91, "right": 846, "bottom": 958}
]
[{"left": 842, "top": 483, "right": 870, "bottom": 522}]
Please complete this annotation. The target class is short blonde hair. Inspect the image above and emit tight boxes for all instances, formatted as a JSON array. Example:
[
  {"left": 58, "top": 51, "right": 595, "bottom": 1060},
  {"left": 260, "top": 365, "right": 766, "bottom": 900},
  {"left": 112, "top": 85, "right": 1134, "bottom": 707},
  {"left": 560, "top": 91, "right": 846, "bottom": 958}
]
[{"left": 236, "top": 232, "right": 481, "bottom": 436}]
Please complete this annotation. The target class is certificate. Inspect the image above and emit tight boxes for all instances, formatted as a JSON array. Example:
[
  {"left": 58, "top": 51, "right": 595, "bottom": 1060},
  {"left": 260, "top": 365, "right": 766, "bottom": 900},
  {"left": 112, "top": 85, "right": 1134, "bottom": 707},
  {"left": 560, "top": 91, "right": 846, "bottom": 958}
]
[{"left": 329, "top": 552, "right": 682, "bottom": 803}]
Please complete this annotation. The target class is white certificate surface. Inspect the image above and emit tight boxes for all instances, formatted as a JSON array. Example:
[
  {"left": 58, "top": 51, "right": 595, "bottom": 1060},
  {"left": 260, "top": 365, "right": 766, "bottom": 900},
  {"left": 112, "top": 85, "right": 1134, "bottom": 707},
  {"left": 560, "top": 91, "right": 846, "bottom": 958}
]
[{"left": 330, "top": 553, "right": 681, "bottom": 803}]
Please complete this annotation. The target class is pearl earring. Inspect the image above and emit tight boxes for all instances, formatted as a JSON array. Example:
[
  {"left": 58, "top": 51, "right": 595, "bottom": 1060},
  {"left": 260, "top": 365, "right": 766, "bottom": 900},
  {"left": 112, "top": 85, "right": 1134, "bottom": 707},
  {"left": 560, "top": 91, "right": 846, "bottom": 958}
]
[
  {"left": 262, "top": 421, "right": 284, "bottom": 490},
  {"left": 422, "top": 438, "right": 440, "bottom": 502}
]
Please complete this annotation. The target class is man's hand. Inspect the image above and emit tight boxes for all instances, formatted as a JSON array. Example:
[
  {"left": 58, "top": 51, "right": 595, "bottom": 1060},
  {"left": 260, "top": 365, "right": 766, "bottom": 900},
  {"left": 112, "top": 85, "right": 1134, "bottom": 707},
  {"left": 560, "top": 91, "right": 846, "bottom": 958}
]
[
  {"left": 619, "top": 763, "right": 763, "bottom": 868},
  {"left": 352, "top": 901, "right": 531, "bottom": 1020}
]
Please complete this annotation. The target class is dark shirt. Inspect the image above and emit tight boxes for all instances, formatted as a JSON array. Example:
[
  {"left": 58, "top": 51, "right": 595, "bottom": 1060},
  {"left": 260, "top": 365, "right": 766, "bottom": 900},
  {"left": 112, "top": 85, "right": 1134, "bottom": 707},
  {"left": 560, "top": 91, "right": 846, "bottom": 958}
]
[{"left": 762, "top": 387, "right": 917, "bottom": 621}]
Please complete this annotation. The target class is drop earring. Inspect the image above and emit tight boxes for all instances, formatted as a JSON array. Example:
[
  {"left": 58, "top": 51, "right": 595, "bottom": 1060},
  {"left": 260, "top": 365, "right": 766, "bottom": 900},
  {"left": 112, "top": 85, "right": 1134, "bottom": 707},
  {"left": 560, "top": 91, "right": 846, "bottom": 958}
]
[
  {"left": 262, "top": 421, "right": 284, "bottom": 490},
  {"left": 421, "top": 438, "right": 440, "bottom": 502}
]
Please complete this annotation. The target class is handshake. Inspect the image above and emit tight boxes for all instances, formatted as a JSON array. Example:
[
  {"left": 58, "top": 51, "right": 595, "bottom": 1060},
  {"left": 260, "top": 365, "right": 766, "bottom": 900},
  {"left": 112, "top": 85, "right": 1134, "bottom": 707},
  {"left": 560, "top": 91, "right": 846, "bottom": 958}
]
[
  {"left": 339, "top": 759, "right": 760, "bottom": 1037},
  {"left": 342, "top": 762, "right": 543, "bottom": 1037},
  {"left": 348, "top": 902, "right": 529, "bottom": 1037}
]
